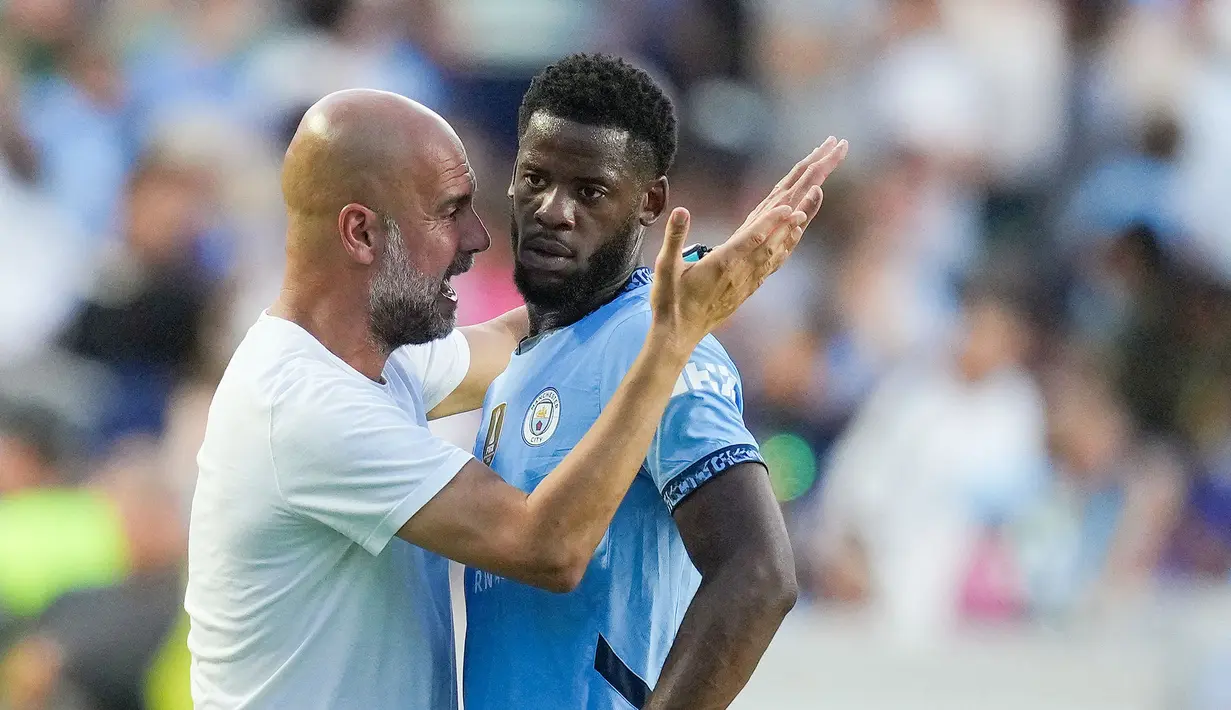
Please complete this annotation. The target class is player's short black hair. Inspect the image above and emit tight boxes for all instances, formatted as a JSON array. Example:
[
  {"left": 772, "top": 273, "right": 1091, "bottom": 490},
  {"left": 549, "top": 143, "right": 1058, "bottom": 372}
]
[{"left": 518, "top": 53, "right": 677, "bottom": 177}]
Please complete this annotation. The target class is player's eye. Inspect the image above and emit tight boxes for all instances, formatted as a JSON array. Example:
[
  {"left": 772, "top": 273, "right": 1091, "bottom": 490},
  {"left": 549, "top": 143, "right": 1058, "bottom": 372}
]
[
  {"left": 579, "top": 186, "right": 605, "bottom": 201},
  {"left": 523, "top": 173, "right": 546, "bottom": 189}
]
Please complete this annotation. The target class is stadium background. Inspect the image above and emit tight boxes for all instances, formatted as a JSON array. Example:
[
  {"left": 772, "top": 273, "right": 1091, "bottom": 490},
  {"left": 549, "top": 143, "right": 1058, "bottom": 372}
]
[{"left": 1, "top": 0, "right": 1230, "bottom": 707}]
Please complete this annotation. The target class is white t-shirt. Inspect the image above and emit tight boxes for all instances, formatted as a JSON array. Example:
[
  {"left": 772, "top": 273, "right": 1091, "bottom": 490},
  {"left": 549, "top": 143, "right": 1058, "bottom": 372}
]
[{"left": 185, "top": 312, "right": 474, "bottom": 709}]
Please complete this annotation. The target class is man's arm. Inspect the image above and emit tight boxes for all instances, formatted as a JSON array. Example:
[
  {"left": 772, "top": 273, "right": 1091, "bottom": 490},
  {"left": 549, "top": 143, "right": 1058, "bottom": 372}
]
[
  {"left": 644, "top": 465, "right": 796, "bottom": 709},
  {"left": 401, "top": 140, "right": 845, "bottom": 591},
  {"left": 427, "top": 307, "right": 529, "bottom": 420},
  {"left": 401, "top": 322, "right": 690, "bottom": 591},
  {"left": 401, "top": 195, "right": 800, "bottom": 591}
]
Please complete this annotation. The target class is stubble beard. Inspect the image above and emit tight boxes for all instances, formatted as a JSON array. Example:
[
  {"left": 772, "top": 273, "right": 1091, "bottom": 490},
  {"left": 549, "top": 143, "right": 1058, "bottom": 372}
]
[
  {"left": 509, "top": 209, "right": 642, "bottom": 310},
  {"left": 368, "top": 214, "right": 468, "bottom": 352}
]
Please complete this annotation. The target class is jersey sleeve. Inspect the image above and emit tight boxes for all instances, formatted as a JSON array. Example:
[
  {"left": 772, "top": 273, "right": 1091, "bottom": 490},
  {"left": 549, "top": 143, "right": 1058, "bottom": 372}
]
[
  {"left": 391, "top": 329, "right": 471, "bottom": 411},
  {"left": 600, "top": 310, "right": 765, "bottom": 514},
  {"left": 269, "top": 370, "right": 474, "bottom": 555}
]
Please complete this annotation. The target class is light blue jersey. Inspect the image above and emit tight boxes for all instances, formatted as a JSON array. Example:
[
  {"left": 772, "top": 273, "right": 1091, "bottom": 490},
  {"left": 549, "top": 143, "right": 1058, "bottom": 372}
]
[{"left": 463, "top": 268, "right": 764, "bottom": 710}]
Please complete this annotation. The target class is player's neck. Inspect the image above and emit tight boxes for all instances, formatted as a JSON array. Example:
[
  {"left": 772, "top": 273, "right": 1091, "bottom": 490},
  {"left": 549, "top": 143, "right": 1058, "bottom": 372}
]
[{"left": 526, "top": 265, "right": 638, "bottom": 337}]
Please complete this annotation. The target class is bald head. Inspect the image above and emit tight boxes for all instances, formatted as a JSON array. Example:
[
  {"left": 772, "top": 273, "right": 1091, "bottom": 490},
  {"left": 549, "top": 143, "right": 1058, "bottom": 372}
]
[
  {"left": 274, "top": 89, "right": 490, "bottom": 357},
  {"left": 282, "top": 88, "right": 465, "bottom": 224}
]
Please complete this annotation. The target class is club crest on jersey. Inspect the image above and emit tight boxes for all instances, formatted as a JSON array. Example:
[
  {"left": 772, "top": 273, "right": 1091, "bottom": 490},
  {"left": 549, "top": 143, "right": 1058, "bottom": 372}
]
[
  {"left": 522, "top": 388, "right": 561, "bottom": 446},
  {"left": 482, "top": 403, "right": 507, "bottom": 465}
]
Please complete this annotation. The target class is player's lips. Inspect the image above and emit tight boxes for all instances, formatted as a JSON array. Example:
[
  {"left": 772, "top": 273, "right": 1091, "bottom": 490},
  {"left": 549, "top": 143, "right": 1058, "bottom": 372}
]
[
  {"left": 521, "top": 236, "right": 575, "bottom": 258},
  {"left": 519, "top": 236, "right": 576, "bottom": 271}
]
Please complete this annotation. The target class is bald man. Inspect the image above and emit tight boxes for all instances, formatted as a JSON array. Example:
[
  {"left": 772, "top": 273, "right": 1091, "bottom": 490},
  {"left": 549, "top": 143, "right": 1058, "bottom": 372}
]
[{"left": 184, "top": 89, "right": 835, "bottom": 709}]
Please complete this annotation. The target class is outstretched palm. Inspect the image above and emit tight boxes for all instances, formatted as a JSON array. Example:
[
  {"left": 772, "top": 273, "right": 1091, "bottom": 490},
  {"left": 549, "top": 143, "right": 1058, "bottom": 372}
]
[{"left": 650, "top": 138, "right": 849, "bottom": 348}]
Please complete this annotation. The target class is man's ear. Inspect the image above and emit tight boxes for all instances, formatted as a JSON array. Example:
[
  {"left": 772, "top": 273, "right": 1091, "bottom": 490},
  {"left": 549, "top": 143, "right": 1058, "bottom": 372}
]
[
  {"left": 640, "top": 175, "right": 669, "bottom": 226},
  {"left": 338, "top": 204, "right": 379, "bottom": 266}
]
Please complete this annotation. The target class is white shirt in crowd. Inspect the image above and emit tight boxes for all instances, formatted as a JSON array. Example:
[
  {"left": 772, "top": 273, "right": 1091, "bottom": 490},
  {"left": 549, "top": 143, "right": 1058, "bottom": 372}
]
[
  {"left": 185, "top": 311, "right": 473, "bottom": 709},
  {"left": 813, "top": 361, "right": 1047, "bottom": 643}
]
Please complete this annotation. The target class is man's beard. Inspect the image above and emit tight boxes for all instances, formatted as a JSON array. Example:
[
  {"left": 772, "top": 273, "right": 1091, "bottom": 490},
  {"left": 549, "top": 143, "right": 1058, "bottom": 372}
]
[
  {"left": 510, "top": 211, "right": 641, "bottom": 310},
  {"left": 368, "top": 214, "right": 471, "bottom": 352}
]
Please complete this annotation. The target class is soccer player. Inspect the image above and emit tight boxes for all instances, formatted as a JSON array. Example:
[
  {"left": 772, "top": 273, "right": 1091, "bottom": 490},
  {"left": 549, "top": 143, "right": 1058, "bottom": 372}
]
[
  {"left": 185, "top": 88, "right": 833, "bottom": 708},
  {"left": 463, "top": 55, "right": 848, "bottom": 709}
]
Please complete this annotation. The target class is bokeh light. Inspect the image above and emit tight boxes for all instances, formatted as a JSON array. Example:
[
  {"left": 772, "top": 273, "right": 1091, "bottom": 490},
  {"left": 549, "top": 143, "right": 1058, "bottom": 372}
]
[{"left": 762, "top": 432, "right": 818, "bottom": 503}]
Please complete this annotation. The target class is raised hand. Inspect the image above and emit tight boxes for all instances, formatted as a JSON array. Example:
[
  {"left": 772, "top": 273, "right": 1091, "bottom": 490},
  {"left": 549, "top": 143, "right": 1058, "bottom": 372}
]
[
  {"left": 650, "top": 184, "right": 826, "bottom": 350},
  {"left": 739, "top": 136, "right": 848, "bottom": 233},
  {"left": 647, "top": 140, "right": 847, "bottom": 350}
]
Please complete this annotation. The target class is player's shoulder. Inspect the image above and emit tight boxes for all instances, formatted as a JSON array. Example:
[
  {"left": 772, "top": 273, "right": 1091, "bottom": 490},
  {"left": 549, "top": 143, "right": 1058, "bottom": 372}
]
[{"left": 600, "top": 290, "right": 739, "bottom": 370}]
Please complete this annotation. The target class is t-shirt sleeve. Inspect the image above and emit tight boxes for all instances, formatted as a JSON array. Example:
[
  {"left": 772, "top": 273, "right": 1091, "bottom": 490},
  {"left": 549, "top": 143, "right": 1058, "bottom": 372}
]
[
  {"left": 269, "top": 372, "right": 474, "bottom": 555},
  {"left": 392, "top": 329, "right": 471, "bottom": 411},
  {"left": 600, "top": 311, "right": 764, "bottom": 514}
]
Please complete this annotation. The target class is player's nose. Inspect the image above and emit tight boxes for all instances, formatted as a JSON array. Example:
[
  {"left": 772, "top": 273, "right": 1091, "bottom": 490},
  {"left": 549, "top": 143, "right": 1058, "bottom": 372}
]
[{"left": 533, "top": 186, "right": 575, "bottom": 231}]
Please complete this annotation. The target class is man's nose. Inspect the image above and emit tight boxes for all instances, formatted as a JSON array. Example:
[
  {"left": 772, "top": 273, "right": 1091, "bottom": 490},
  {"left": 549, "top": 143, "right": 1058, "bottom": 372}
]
[
  {"left": 463, "top": 210, "right": 491, "bottom": 254},
  {"left": 534, "top": 186, "right": 576, "bottom": 230}
]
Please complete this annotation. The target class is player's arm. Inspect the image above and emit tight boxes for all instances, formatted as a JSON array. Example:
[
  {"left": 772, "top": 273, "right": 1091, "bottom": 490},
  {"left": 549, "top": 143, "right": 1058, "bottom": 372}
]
[
  {"left": 645, "top": 466, "right": 795, "bottom": 710},
  {"left": 397, "top": 201, "right": 809, "bottom": 591},
  {"left": 401, "top": 139, "right": 846, "bottom": 589},
  {"left": 427, "top": 307, "right": 529, "bottom": 420}
]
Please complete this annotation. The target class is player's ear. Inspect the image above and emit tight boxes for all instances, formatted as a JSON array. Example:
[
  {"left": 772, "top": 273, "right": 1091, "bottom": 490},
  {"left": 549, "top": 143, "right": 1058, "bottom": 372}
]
[
  {"left": 640, "top": 175, "right": 668, "bottom": 226},
  {"left": 338, "top": 204, "right": 379, "bottom": 266}
]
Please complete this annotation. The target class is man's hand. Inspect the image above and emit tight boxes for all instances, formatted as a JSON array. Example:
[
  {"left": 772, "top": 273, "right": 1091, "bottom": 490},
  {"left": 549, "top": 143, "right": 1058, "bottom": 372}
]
[
  {"left": 649, "top": 139, "right": 848, "bottom": 350},
  {"left": 740, "top": 136, "right": 848, "bottom": 232},
  {"left": 399, "top": 140, "right": 847, "bottom": 593}
]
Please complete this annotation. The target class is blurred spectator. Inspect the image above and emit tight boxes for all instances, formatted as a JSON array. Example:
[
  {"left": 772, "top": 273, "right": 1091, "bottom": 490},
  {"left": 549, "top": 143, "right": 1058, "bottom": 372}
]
[
  {"left": 0, "top": 407, "right": 185, "bottom": 617},
  {"left": 1012, "top": 352, "right": 1185, "bottom": 618},
  {"left": 821, "top": 154, "right": 967, "bottom": 397},
  {"left": 0, "top": 79, "right": 89, "bottom": 368},
  {"left": 0, "top": 410, "right": 186, "bottom": 710},
  {"left": 2, "top": 569, "right": 188, "bottom": 710},
  {"left": 57, "top": 151, "right": 221, "bottom": 445},
  {"left": 1064, "top": 115, "right": 1183, "bottom": 259},
  {"left": 807, "top": 270, "right": 1048, "bottom": 642},
  {"left": 239, "top": 0, "right": 447, "bottom": 140},
  {"left": 116, "top": 0, "right": 274, "bottom": 147},
  {"left": 12, "top": 2, "right": 137, "bottom": 248}
]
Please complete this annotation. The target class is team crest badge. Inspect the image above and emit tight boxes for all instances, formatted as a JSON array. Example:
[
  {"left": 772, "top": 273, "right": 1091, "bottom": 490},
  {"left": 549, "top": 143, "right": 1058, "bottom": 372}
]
[
  {"left": 522, "top": 388, "right": 561, "bottom": 446},
  {"left": 482, "top": 403, "right": 506, "bottom": 465}
]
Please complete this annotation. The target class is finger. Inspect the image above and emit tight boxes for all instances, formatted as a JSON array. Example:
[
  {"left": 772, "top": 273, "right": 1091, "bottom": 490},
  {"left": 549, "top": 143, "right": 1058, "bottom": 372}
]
[
  {"left": 724, "top": 204, "right": 795, "bottom": 257},
  {"left": 756, "top": 223, "right": 806, "bottom": 284},
  {"left": 752, "top": 204, "right": 807, "bottom": 262},
  {"left": 743, "top": 138, "right": 838, "bottom": 225},
  {"left": 654, "top": 207, "right": 691, "bottom": 279},
  {"left": 798, "top": 185, "right": 824, "bottom": 226},
  {"left": 774, "top": 137, "right": 836, "bottom": 192},
  {"left": 781, "top": 140, "right": 846, "bottom": 209},
  {"left": 815, "top": 139, "right": 848, "bottom": 184}
]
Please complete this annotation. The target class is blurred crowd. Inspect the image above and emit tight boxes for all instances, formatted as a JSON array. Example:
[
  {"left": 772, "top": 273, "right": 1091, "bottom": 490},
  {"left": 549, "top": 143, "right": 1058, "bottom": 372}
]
[{"left": 1, "top": 0, "right": 1230, "bottom": 708}]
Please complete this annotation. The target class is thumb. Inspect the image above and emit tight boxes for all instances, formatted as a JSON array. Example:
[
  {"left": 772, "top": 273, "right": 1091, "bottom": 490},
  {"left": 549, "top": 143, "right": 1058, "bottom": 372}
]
[{"left": 654, "top": 207, "right": 691, "bottom": 279}]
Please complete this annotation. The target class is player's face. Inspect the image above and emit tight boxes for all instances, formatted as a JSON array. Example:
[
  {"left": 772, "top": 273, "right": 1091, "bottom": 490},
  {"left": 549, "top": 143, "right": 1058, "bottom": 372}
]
[
  {"left": 369, "top": 149, "right": 489, "bottom": 350},
  {"left": 509, "top": 113, "right": 660, "bottom": 308}
]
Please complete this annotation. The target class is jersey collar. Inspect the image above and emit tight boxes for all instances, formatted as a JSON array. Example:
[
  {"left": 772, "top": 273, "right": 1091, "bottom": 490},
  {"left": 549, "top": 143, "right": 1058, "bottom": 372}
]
[
  {"left": 515, "top": 268, "right": 654, "bottom": 355},
  {"left": 619, "top": 267, "right": 653, "bottom": 294}
]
